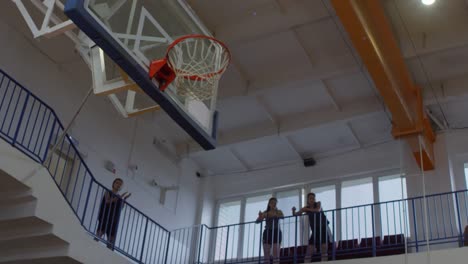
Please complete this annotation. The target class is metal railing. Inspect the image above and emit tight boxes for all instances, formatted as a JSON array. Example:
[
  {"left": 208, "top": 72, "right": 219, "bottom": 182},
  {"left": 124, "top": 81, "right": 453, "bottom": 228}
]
[
  {"left": 194, "top": 190, "right": 468, "bottom": 263},
  {"left": 0, "top": 69, "right": 171, "bottom": 263},
  {"left": 0, "top": 68, "right": 467, "bottom": 264}
]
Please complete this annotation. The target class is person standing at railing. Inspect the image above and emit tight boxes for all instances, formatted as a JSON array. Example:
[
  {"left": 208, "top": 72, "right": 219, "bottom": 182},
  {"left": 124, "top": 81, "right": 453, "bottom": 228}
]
[
  {"left": 95, "top": 178, "right": 131, "bottom": 250},
  {"left": 256, "top": 197, "right": 284, "bottom": 264},
  {"left": 292, "top": 193, "right": 329, "bottom": 262}
]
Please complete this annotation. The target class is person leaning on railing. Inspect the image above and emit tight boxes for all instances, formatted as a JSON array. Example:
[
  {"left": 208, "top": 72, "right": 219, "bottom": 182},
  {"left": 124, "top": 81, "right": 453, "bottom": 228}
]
[
  {"left": 256, "top": 197, "right": 284, "bottom": 264},
  {"left": 94, "top": 178, "right": 131, "bottom": 250},
  {"left": 292, "top": 193, "right": 329, "bottom": 262}
]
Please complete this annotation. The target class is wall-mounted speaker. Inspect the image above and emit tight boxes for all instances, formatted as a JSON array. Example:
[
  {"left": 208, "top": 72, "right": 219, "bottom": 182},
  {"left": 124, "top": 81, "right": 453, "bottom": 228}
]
[{"left": 303, "top": 157, "right": 316, "bottom": 167}]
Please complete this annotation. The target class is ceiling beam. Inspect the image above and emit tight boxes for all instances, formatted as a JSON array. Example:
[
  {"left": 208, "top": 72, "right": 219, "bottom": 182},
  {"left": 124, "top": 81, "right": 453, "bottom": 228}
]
[
  {"left": 331, "top": 0, "right": 435, "bottom": 170},
  {"left": 346, "top": 122, "right": 362, "bottom": 148},
  {"left": 177, "top": 96, "right": 383, "bottom": 155},
  {"left": 321, "top": 80, "right": 341, "bottom": 111},
  {"left": 245, "top": 66, "right": 360, "bottom": 97},
  {"left": 229, "top": 148, "right": 251, "bottom": 171}
]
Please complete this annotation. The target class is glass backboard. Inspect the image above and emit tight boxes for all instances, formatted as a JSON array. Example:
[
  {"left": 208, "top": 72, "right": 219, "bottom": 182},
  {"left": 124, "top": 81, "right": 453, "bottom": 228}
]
[{"left": 65, "top": 0, "right": 218, "bottom": 150}]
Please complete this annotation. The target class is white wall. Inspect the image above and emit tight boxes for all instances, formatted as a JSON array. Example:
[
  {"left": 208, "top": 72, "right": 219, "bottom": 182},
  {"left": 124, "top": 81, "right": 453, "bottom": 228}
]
[
  {"left": 0, "top": 15, "right": 204, "bottom": 231},
  {"left": 212, "top": 140, "right": 401, "bottom": 200},
  {"left": 211, "top": 131, "right": 468, "bottom": 202}
]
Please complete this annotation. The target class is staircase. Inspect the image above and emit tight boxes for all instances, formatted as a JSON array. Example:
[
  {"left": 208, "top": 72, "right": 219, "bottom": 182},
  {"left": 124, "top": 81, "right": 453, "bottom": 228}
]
[{"left": 0, "top": 170, "right": 81, "bottom": 264}]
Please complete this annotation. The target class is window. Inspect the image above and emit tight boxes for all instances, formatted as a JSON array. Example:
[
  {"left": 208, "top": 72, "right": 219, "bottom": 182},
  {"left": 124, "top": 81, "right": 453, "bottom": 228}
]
[
  {"left": 465, "top": 164, "right": 468, "bottom": 189},
  {"left": 276, "top": 190, "right": 301, "bottom": 247},
  {"left": 341, "top": 178, "right": 374, "bottom": 240},
  {"left": 242, "top": 194, "right": 271, "bottom": 258},
  {"left": 215, "top": 200, "right": 241, "bottom": 260},
  {"left": 379, "top": 175, "right": 409, "bottom": 236},
  {"left": 311, "top": 185, "right": 337, "bottom": 240}
]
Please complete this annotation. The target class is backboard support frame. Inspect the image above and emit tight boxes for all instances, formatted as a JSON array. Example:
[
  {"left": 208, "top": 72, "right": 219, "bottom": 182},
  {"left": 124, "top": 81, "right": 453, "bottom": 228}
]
[{"left": 65, "top": 0, "right": 218, "bottom": 150}]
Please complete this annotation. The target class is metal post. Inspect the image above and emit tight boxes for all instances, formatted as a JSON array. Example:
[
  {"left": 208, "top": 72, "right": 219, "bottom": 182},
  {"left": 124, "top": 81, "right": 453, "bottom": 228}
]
[
  {"left": 140, "top": 218, "right": 149, "bottom": 261},
  {"left": 164, "top": 232, "right": 171, "bottom": 264},
  {"left": 371, "top": 206, "right": 376, "bottom": 257},
  {"left": 294, "top": 216, "right": 298, "bottom": 264},
  {"left": 411, "top": 199, "right": 419, "bottom": 252},
  {"left": 197, "top": 225, "right": 204, "bottom": 264},
  {"left": 224, "top": 226, "right": 230, "bottom": 264},
  {"left": 454, "top": 194, "right": 464, "bottom": 247},
  {"left": 258, "top": 221, "right": 263, "bottom": 264},
  {"left": 12, "top": 93, "right": 30, "bottom": 145},
  {"left": 80, "top": 180, "right": 94, "bottom": 226},
  {"left": 42, "top": 119, "right": 56, "bottom": 163},
  {"left": 332, "top": 210, "right": 336, "bottom": 260}
]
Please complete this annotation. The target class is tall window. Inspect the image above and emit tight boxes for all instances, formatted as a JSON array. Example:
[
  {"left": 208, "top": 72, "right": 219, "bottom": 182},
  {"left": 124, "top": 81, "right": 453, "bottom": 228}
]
[
  {"left": 276, "top": 190, "right": 301, "bottom": 247},
  {"left": 311, "top": 185, "right": 337, "bottom": 240},
  {"left": 465, "top": 164, "right": 468, "bottom": 189},
  {"left": 379, "top": 175, "right": 409, "bottom": 236},
  {"left": 216, "top": 201, "right": 241, "bottom": 260},
  {"left": 341, "top": 178, "right": 374, "bottom": 240},
  {"left": 243, "top": 194, "right": 271, "bottom": 258}
]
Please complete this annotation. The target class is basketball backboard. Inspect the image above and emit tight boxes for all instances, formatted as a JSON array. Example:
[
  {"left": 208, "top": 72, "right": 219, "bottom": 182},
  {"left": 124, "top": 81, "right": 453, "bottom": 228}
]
[{"left": 64, "top": 0, "right": 219, "bottom": 150}]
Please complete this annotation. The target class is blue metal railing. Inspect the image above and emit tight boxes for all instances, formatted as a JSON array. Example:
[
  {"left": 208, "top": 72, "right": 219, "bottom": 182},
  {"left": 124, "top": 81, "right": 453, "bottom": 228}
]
[
  {"left": 194, "top": 190, "right": 468, "bottom": 263},
  {"left": 0, "top": 69, "right": 173, "bottom": 263},
  {"left": 0, "top": 68, "right": 467, "bottom": 264}
]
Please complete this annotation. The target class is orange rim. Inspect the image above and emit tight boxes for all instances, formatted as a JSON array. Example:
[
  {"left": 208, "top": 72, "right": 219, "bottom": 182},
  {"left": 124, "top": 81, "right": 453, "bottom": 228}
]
[{"left": 165, "top": 34, "right": 231, "bottom": 80}]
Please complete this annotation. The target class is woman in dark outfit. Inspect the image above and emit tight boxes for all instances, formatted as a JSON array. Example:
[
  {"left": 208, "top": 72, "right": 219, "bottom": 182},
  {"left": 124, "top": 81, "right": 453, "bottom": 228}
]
[
  {"left": 293, "top": 193, "right": 329, "bottom": 262},
  {"left": 257, "top": 197, "right": 284, "bottom": 264},
  {"left": 96, "top": 178, "right": 131, "bottom": 249}
]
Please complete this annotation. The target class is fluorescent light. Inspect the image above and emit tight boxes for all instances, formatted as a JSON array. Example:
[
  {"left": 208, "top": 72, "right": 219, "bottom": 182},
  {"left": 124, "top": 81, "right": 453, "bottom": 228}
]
[{"left": 421, "top": 0, "right": 435, "bottom": 5}]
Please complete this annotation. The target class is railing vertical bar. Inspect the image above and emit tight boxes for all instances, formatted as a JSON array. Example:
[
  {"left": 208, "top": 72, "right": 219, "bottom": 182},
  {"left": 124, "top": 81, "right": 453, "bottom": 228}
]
[
  {"left": 197, "top": 225, "right": 204, "bottom": 264},
  {"left": 164, "top": 232, "right": 171, "bottom": 264},
  {"left": 140, "top": 218, "right": 149, "bottom": 261},
  {"left": 412, "top": 199, "right": 419, "bottom": 252},
  {"left": 440, "top": 195, "right": 447, "bottom": 238},
  {"left": 224, "top": 226, "right": 230, "bottom": 264},
  {"left": 80, "top": 179, "right": 93, "bottom": 225},
  {"left": 454, "top": 193, "right": 463, "bottom": 246},
  {"left": 30, "top": 104, "right": 45, "bottom": 152},
  {"left": 12, "top": 92, "right": 30, "bottom": 144},
  {"left": 447, "top": 194, "right": 454, "bottom": 237},
  {"left": 33, "top": 107, "right": 48, "bottom": 154},
  {"left": 0, "top": 80, "right": 14, "bottom": 130},
  {"left": 75, "top": 170, "right": 87, "bottom": 214},
  {"left": 7, "top": 88, "right": 23, "bottom": 137},
  {"left": 26, "top": 103, "right": 41, "bottom": 148},
  {"left": 42, "top": 118, "right": 56, "bottom": 162},
  {"left": 37, "top": 110, "right": 52, "bottom": 157},
  {"left": 69, "top": 162, "right": 82, "bottom": 205},
  {"left": 371, "top": 205, "right": 376, "bottom": 257}
]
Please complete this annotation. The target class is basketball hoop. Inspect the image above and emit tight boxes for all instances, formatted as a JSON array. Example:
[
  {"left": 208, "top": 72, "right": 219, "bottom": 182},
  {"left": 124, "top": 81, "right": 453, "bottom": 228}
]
[{"left": 149, "top": 35, "right": 231, "bottom": 101}]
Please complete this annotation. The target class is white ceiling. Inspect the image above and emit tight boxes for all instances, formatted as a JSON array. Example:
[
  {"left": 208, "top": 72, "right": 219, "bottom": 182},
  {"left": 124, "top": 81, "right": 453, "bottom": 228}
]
[
  {"left": 3, "top": 0, "right": 468, "bottom": 177},
  {"left": 183, "top": 0, "right": 468, "bottom": 175}
]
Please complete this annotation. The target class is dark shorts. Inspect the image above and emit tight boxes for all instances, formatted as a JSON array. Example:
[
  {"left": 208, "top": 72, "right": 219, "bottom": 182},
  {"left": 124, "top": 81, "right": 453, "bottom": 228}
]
[{"left": 263, "top": 229, "right": 282, "bottom": 244}]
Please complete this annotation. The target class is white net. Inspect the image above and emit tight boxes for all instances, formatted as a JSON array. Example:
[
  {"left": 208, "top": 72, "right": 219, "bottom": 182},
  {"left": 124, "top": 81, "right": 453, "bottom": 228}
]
[{"left": 167, "top": 36, "right": 230, "bottom": 101}]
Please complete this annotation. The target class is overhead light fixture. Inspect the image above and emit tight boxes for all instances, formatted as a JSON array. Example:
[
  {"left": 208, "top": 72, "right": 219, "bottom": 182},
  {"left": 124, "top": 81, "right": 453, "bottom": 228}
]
[{"left": 421, "top": 0, "right": 435, "bottom": 5}]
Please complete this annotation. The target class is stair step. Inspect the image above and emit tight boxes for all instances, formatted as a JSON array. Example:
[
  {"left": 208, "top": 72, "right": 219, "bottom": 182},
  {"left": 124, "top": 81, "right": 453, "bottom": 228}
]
[
  {"left": 0, "top": 170, "right": 30, "bottom": 194},
  {"left": 0, "top": 234, "right": 70, "bottom": 262},
  {"left": 0, "top": 256, "right": 82, "bottom": 264},
  {"left": 0, "top": 195, "right": 37, "bottom": 221},
  {"left": 0, "top": 194, "right": 36, "bottom": 208},
  {"left": 0, "top": 216, "right": 53, "bottom": 241}
]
